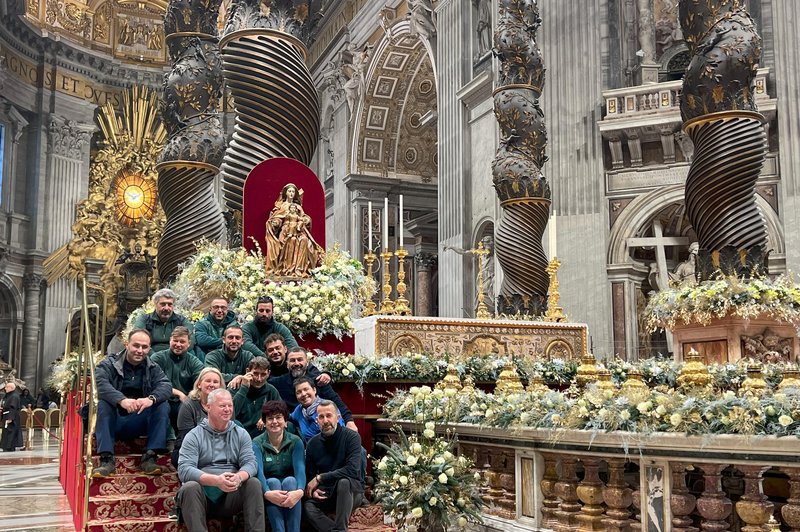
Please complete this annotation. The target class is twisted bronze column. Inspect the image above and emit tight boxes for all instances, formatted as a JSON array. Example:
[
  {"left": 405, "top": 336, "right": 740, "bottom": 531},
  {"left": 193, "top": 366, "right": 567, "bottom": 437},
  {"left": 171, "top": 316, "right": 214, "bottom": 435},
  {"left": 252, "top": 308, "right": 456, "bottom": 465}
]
[
  {"left": 219, "top": 0, "right": 322, "bottom": 214},
  {"left": 679, "top": 0, "right": 768, "bottom": 278},
  {"left": 492, "top": 0, "right": 550, "bottom": 315},
  {"left": 157, "top": 0, "right": 227, "bottom": 281}
]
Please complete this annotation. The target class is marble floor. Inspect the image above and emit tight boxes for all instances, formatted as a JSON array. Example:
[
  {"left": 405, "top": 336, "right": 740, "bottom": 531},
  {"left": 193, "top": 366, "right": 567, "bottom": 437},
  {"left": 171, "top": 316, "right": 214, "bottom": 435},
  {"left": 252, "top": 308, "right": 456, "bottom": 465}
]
[{"left": 0, "top": 436, "right": 74, "bottom": 531}]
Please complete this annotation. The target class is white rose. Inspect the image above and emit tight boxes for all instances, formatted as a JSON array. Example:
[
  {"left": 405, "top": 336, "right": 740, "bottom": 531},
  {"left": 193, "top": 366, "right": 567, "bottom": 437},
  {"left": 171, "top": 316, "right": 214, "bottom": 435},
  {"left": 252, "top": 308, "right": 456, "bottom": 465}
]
[
  {"left": 377, "top": 460, "right": 387, "bottom": 470},
  {"left": 779, "top": 415, "right": 794, "bottom": 427},
  {"left": 428, "top": 496, "right": 438, "bottom": 506},
  {"left": 438, "top": 473, "right": 448, "bottom": 483},
  {"left": 423, "top": 429, "right": 435, "bottom": 439},
  {"left": 458, "top": 516, "right": 468, "bottom": 527},
  {"left": 347, "top": 363, "right": 356, "bottom": 371},
  {"left": 342, "top": 368, "right": 351, "bottom": 376},
  {"left": 425, "top": 421, "right": 435, "bottom": 430},
  {"left": 411, "top": 507, "right": 423, "bottom": 518},
  {"left": 433, "top": 456, "right": 445, "bottom": 465},
  {"left": 410, "top": 443, "right": 422, "bottom": 454},
  {"left": 399, "top": 475, "right": 409, "bottom": 485},
  {"left": 406, "top": 455, "right": 418, "bottom": 466},
  {"left": 445, "top": 467, "right": 455, "bottom": 477}
]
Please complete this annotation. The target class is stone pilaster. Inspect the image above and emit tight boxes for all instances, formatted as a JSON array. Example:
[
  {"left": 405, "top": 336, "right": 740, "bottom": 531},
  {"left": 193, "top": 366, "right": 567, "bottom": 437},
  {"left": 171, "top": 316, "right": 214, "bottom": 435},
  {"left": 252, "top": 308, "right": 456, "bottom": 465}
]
[
  {"left": 414, "top": 252, "right": 437, "bottom": 316},
  {"left": 773, "top": 2, "right": 800, "bottom": 275},
  {"left": 435, "top": 0, "right": 470, "bottom": 317},
  {"left": 21, "top": 272, "right": 42, "bottom": 385}
]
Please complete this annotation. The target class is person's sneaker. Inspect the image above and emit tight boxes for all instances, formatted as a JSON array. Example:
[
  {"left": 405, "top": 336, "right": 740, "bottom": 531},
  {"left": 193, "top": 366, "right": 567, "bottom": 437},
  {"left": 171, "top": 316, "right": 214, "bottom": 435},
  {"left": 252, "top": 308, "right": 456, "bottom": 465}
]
[
  {"left": 92, "top": 454, "right": 115, "bottom": 478},
  {"left": 140, "top": 450, "right": 162, "bottom": 476}
]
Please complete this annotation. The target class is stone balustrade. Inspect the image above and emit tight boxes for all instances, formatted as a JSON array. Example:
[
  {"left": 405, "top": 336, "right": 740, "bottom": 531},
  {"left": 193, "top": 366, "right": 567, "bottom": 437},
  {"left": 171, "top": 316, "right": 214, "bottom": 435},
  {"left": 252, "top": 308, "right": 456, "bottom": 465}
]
[
  {"left": 602, "top": 69, "right": 770, "bottom": 120},
  {"left": 375, "top": 421, "right": 799, "bottom": 531}
]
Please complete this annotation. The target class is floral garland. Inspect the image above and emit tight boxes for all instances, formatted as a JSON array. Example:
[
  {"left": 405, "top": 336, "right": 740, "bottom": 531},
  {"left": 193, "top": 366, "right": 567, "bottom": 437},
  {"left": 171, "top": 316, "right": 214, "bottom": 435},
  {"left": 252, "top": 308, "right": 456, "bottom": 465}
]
[
  {"left": 381, "top": 374, "right": 800, "bottom": 438},
  {"left": 126, "top": 241, "right": 374, "bottom": 338},
  {"left": 48, "top": 350, "right": 106, "bottom": 396},
  {"left": 645, "top": 275, "right": 800, "bottom": 332},
  {"left": 374, "top": 426, "right": 484, "bottom": 531}
]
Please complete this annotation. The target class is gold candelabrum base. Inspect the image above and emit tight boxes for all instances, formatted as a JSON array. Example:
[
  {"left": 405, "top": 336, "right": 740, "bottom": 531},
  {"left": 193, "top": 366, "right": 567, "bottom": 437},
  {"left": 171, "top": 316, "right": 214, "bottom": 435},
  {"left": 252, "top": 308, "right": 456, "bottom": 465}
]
[
  {"left": 473, "top": 240, "right": 492, "bottom": 320},
  {"left": 379, "top": 250, "right": 395, "bottom": 315},
  {"left": 544, "top": 257, "right": 567, "bottom": 322},
  {"left": 362, "top": 251, "right": 378, "bottom": 317},
  {"left": 394, "top": 248, "right": 412, "bottom": 316}
]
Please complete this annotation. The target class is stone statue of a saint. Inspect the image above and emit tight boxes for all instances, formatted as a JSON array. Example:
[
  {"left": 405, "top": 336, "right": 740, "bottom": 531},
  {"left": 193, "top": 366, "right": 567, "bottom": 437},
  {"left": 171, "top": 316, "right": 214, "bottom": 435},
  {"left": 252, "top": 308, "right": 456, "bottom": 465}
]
[
  {"left": 473, "top": 0, "right": 491, "bottom": 57},
  {"left": 264, "top": 183, "right": 324, "bottom": 278},
  {"left": 669, "top": 241, "right": 699, "bottom": 287},
  {"left": 341, "top": 44, "right": 371, "bottom": 121},
  {"left": 407, "top": 0, "right": 436, "bottom": 45}
]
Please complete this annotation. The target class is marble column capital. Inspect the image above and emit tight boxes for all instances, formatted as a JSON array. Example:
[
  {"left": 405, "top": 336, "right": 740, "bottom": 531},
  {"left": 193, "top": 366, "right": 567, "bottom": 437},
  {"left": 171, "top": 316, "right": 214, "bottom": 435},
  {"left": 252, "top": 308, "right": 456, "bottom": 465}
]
[
  {"left": 414, "top": 252, "right": 438, "bottom": 270},
  {"left": 23, "top": 272, "right": 44, "bottom": 290},
  {"left": 47, "top": 116, "right": 92, "bottom": 159}
]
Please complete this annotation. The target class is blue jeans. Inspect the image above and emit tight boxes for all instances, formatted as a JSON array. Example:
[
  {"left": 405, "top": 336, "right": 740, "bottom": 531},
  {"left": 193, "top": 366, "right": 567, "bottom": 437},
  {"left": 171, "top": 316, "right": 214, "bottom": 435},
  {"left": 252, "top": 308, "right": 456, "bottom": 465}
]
[
  {"left": 265, "top": 476, "right": 301, "bottom": 532},
  {"left": 94, "top": 399, "right": 170, "bottom": 454}
]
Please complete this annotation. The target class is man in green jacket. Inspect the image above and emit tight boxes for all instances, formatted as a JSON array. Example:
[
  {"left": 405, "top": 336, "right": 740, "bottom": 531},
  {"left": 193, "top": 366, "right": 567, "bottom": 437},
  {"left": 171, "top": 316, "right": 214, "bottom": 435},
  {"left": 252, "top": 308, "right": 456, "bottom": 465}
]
[
  {"left": 242, "top": 296, "right": 298, "bottom": 356},
  {"left": 194, "top": 298, "right": 239, "bottom": 361},
  {"left": 205, "top": 325, "right": 255, "bottom": 386},
  {"left": 134, "top": 288, "right": 195, "bottom": 354},
  {"left": 233, "top": 356, "right": 280, "bottom": 438},
  {"left": 150, "top": 326, "right": 204, "bottom": 432}
]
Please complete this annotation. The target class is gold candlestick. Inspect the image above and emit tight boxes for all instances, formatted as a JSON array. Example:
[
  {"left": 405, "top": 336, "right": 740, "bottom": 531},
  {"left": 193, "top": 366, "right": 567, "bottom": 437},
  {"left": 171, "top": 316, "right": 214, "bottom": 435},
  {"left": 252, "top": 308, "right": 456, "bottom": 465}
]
[
  {"left": 544, "top": 257, "right": 566, "bottom": 322},
  {"left": 362, "top": 251, "right": 378, "bottom": 316},
  {"left": 394, "top": 248, "right": 412, "bottom": 315},
  {"left": 379, "top": 250, "right": 395, "bottom": 314},
  {"left": 473, "top": 241, "right": 492, "bottom": 320}
]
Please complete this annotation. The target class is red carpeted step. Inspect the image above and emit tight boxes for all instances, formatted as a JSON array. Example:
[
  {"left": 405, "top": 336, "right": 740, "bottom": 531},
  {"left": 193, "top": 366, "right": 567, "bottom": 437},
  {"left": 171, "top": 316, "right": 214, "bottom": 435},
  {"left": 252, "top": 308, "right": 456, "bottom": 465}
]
[
  {"left": 90, "top": 471, "right": 180, "bottom": 497},
  {"left": 86, "top": 516, "right": 183, "bottom": 532},
  {"left": 89, "top": 492, "right": 177, "bottom": 519},
  {"left": 91, "top": 453, "right": 176, "bottom": 476}
]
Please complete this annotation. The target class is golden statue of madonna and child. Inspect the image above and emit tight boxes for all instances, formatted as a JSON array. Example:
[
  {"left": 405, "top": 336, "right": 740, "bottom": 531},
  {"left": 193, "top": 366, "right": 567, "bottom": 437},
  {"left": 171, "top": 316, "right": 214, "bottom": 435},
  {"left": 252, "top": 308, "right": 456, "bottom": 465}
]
[{"left": 264, "top": 183, "right": 324, "bottom": 278}]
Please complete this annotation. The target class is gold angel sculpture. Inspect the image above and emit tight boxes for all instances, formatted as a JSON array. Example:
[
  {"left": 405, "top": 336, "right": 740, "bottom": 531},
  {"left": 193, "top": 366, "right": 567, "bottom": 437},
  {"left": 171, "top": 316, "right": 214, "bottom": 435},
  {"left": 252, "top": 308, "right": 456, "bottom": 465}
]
[{"left": 264, "top": 183, "right": 324, "bottom": 278}]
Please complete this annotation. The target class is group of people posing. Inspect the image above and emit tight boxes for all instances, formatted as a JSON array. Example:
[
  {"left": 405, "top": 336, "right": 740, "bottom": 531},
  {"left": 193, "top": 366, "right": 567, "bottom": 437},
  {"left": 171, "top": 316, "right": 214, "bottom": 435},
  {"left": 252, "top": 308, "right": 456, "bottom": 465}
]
[{"left": 93, "top": 289, "right": 364, "bottom": 532}]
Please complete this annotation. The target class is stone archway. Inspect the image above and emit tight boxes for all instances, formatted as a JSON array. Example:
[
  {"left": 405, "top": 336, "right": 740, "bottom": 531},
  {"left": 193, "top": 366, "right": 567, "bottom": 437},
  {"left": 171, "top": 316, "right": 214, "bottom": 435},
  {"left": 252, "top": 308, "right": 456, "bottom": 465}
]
[{"left": 0, "top": 275, "right": 23, "bottom": 371}]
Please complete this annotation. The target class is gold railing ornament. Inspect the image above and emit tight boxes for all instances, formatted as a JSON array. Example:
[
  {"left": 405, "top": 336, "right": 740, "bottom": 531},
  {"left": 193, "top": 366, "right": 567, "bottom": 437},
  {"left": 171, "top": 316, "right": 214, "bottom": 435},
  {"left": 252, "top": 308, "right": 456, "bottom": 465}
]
[
  {"left": 527, "top": 373, "right": 549, "bottom": 394},
  {"left": 596, "top": 368, "right": 617, "bottom": 393},
  {"left": 544, "top": 257, "right": 567, "bottom": 323},
  {"left": 378, "top": 250, "right": 395, "bottom": 315},
  {"left": 575, "top": 352, "right": 600, "bottom": 389},
  {"left": 495, "top": 360, "right": 524, "bottom": 395},
  {"left": 473, "top": 240, "right": 492, "bottom": 320},
  {"left": 461, "top": 374, "right": 476, "bottom": 395},
  {"left": 393, "top": 248, "right": 412, "bottom": 316},
  {"left": 362, "top": 251, "right": 378, "bottom": 317},
  {"left": 439, "top": 364, "right": 462, "bottom": 393},
  {"left": 740, "top": 361, "right": 768, "bottom": 396},
  {"left": 778, "top": 365, "right": 800, "bottom": 390},
  {"left": 621, "top": 367, "right": 649, "bottom": 393},
  {"left": 677, "top": 348, "right": 712, "bottom": 391}
]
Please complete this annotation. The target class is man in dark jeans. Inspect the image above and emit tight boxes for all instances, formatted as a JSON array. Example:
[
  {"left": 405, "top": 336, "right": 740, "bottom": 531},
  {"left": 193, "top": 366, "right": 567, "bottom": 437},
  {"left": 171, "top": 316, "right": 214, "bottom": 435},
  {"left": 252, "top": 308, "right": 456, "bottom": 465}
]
[
  {"left": 303, "top": 400, "right": 364, "bottom": 532},
  {"left": 93, "top": 329, "right": 172, "bottom": 477}
]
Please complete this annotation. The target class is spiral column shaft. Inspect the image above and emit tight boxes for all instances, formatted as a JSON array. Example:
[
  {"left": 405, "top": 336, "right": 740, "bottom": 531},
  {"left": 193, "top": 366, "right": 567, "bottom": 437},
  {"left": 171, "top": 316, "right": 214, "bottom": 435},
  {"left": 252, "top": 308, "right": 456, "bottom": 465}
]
[
  {"left": 158, "top": 0, "right": 227, "bottom": 281},
  {"left": 219, "top": 30, "right": 320, "bottom": 213},
  {"left": 491, "top": 0, "right": 550, "bottom": 315},
  {"left": 679, "top": 0, "right": 768, "bottom": 277}
]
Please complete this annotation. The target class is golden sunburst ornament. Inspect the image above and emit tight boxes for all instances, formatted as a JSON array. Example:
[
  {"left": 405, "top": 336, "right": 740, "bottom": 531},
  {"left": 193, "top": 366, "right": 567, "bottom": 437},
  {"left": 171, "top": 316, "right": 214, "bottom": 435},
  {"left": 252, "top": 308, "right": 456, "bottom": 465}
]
[{"left": 113, "top": 169, "right": 157, "bottom": 225}]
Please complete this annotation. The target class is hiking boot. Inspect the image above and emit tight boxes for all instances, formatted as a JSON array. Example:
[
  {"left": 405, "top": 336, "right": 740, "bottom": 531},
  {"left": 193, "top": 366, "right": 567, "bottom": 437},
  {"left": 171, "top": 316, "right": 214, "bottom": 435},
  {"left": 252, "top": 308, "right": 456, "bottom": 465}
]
[
  {"left": 140, "top": 450, "right": 162, "bottom": 476},
  {"left": 92, "top": 454, "right": 115, "bottom": 478}
]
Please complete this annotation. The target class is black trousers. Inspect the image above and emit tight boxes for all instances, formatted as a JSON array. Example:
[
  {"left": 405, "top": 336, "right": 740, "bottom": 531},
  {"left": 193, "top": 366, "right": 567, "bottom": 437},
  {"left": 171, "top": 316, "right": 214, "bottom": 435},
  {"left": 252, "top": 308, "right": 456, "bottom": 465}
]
[
  {"left": 177, "top": 478, "right": 265, "bottom": 532},
  {"left": 303, "top": 478, "right": 364, "bottom": 532}
]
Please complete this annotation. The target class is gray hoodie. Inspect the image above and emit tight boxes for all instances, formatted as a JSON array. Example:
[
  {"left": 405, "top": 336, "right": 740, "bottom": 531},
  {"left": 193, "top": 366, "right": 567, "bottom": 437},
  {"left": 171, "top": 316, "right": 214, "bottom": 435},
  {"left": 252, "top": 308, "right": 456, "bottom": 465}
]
[{"left": 177, "top": 418, "right": 257, "bottom": 484}]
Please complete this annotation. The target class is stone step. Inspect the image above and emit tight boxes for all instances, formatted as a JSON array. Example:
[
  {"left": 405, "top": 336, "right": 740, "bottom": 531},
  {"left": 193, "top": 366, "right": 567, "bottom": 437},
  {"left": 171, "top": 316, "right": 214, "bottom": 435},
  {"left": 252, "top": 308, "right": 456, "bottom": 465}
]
[{"left": 86, "top": 516, "right": 184, "bottom": 532}]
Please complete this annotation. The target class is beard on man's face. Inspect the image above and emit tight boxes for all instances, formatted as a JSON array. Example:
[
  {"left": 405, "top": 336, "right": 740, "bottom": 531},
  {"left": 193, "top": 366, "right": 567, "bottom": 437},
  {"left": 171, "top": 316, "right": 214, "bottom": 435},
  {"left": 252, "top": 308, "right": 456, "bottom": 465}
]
[{"left": 290, "top": 367, "right": 306, "bottom": 378}]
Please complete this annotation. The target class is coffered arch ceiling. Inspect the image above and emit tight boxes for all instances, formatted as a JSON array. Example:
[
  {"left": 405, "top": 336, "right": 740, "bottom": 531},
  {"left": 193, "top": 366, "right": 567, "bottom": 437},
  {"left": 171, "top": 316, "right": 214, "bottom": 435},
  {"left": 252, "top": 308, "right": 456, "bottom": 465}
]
[{"left": 354, "top": 30, "right": 437, "bottom": 183}]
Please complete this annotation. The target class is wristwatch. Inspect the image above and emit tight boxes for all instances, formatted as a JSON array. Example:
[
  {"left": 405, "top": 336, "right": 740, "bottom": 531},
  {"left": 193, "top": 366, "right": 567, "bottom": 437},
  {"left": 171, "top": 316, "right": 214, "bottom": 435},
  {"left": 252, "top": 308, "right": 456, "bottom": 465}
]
[{"left": 147, "top": 395, "right": 157, "bottom": 404}]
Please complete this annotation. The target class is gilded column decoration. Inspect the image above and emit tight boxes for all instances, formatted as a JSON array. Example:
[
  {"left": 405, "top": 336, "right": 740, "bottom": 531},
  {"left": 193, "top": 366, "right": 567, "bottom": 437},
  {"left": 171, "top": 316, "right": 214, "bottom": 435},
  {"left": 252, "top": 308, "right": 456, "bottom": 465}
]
[
  {"left": 219, "top": 0, "right": 323, "bottom": 214},
  {"left": 576, "top": 458, "right": 606, "bottom": 530},
  {"left": 735, "top": 465, "right": 774, "bottom": 532},
  {"left": 679, "top": 0, "right": 768, "bottom": 278},
  {"left": 157, "top": 0, "right": 228, "bottom": 280},
  {"left": 491, "top": 0, "right": 550, "bottom": 315}
]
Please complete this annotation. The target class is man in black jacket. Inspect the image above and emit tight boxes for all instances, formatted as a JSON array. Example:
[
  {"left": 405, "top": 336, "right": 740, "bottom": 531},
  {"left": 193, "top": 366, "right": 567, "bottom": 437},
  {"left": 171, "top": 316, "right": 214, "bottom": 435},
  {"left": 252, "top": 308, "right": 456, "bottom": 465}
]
[
  {"left": 269, "top": 346, "right": 357, "bottom": 432},
  {"left": 303, "top": 400, "right": 364, "bottom": 532},
  {"left": 1, "top": 381, "right": 23, "bottom": 452},
  {"left": 93, "top": 329, "right": 172, "bottom": 477}
]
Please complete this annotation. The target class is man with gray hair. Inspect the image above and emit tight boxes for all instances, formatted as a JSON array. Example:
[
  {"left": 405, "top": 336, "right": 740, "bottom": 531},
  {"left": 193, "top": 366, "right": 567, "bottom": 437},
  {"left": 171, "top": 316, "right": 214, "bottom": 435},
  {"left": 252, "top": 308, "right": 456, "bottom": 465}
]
[
  {"left": 177, "top": 388, "right": 264, "bottom": 531},
  {"left": 133, "top": 288, "right": 196, "bottom": 354}
]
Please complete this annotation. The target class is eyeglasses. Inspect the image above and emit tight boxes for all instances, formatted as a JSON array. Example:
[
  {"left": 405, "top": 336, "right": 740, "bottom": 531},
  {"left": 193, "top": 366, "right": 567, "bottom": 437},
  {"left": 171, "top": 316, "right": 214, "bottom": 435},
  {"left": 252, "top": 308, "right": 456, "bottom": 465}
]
[{"left": 212, "top": 305, "right": 228, "bottom": 310}]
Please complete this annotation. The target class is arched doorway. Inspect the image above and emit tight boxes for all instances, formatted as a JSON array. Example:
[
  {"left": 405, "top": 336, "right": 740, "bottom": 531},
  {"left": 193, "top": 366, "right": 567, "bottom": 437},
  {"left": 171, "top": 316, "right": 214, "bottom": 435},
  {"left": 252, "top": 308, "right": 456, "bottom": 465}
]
[{"left": 0, "top": 277, "right": 23, "bottom": 372}]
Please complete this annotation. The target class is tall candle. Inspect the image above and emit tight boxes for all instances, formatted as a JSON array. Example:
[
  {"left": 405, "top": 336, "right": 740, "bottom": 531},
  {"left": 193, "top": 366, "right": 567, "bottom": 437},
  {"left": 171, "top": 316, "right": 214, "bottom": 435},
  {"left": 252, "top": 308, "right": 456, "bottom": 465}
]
[
  {"left": 367, "top": 201, "right": 373, "bottom": 252},
  {"left": 548, "top": 209, "right": 557, "bottom": 260},
  {"left": 398, "top": 194, "right": 404, "bottom": 248},
  {"left": 383, "top": 197, "right": 389, "bottom": 250}
]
